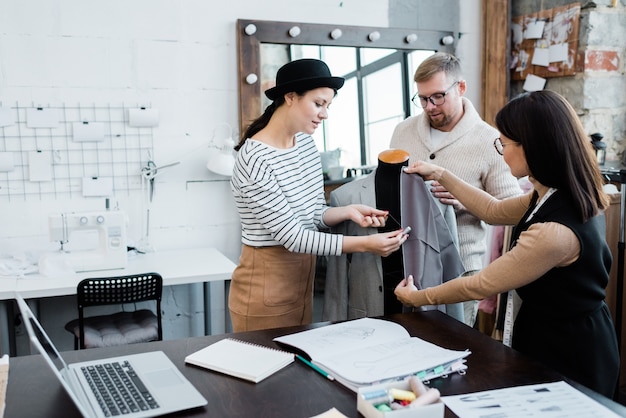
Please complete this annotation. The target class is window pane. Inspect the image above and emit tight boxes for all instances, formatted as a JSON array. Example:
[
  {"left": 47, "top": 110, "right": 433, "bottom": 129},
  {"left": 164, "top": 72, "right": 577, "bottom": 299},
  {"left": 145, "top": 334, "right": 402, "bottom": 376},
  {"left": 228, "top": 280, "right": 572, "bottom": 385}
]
[
  {"left": 366, "top": 117, "right": 405, "bottom": 165},
  {"left": 320, "top": 78, "right": 360, "bottom": 169},
  {"left": 362, "top": 63, "right": 404, "bottom": 165},
  {"left": 360, "top": 48, "right": 396, "bottom": 66},
  {"left": 260, "top": 44, "right": 290, "bottom": 111},
  {"left": 407, "top": 50, "right": 436, "bottom": 117},
  {"left": 292, "top": 44, "right": 321, "bottom": 59},
  {"left": 321, "top": 46, "right": 357, "bottom": 76},
  {"left": 291, "top": 45, "right": 356, "bottom": 77}
]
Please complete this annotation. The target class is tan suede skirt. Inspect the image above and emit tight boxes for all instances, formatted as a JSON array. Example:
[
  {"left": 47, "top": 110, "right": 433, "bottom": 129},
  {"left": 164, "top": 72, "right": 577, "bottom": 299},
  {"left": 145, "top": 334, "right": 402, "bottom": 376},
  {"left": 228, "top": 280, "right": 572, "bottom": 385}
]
[{"left": 228, "top": 244, "right": 316, "bottom": 332}]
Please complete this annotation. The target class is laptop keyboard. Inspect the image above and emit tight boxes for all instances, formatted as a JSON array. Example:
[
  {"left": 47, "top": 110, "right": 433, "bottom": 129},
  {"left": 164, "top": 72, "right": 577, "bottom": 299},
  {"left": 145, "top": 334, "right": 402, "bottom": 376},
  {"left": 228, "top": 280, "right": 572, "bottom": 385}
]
[{"left": 81, "top": 361, "right": 159, "bottom": 416}]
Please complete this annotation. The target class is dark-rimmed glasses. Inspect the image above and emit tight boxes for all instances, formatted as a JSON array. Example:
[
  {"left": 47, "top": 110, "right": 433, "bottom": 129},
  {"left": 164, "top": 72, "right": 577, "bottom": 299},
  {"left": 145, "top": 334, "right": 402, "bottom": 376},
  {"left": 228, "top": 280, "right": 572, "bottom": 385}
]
[
  {"left": 494, "top": 137, "right": 518, "bottom": 155},
  {"left": 411, "top": 81, "right": 459, "bottom": 108}
]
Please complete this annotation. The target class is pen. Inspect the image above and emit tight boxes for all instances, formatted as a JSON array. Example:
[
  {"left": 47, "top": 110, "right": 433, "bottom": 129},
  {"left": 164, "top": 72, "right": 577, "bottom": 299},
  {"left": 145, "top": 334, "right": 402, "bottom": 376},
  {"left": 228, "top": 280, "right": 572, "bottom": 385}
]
[{"left": 295, "top": 354, "right": 335, "bottom": 381}]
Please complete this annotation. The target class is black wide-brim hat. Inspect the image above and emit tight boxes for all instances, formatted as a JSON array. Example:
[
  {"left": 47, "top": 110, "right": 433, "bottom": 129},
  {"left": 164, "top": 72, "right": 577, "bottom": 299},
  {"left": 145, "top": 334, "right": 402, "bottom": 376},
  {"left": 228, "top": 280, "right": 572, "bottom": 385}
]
[{"left": 265, "top": 58, "right": 345, "bottom": 101}]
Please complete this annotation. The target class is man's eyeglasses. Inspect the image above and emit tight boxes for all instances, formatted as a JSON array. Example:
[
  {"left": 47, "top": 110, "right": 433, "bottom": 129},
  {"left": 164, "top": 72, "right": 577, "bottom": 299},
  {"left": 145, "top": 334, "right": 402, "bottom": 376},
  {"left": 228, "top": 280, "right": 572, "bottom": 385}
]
[
  {"left": 412, "top": 81, "right": 459, "bottom": 108},
  {"left": 494, "top": 137, "right": 518, "bottom": 155}
]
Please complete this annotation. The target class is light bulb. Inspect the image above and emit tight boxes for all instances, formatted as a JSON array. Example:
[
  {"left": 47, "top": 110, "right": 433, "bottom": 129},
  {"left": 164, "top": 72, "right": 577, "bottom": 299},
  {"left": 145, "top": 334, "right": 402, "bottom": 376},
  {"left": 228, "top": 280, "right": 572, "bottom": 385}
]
[
  {"left": 244, "top": 24, "right": 257, "bottom": 36},
  {"left": 288, "top": 26, "right": 301, "bottom": 37},
  {"left": 368, "top": 31, "right": 381, "bottom": 42},
  {"left": 441, "top": 35, "right": 454, "bottom": 45},
  {"left": 245, "top": 73, "right": 258, "bottom": 85},
  {"left": 330, "top": 28, "right": 342, "bottom": 40}
]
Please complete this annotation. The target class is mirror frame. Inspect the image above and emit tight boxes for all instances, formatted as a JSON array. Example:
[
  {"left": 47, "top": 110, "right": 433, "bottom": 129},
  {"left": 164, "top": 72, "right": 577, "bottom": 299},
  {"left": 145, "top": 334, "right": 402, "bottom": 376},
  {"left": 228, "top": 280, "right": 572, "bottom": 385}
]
[{"left": 237, "top": 19, "right": 455, "bottom": 136}]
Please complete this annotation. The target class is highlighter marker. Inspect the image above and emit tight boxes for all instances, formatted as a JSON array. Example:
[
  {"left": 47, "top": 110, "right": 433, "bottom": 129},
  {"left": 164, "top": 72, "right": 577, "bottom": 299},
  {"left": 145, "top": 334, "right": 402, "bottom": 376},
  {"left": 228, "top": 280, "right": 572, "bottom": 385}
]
[{"left": 388, "top": 388, "right": 417, "bottom": 402}]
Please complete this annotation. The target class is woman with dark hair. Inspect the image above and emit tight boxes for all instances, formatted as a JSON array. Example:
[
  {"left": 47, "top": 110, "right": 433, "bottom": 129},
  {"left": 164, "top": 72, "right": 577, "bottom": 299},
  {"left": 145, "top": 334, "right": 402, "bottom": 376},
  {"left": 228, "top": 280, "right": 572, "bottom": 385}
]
[
  {"left": 230, "top": 59, "right": 407, "bottom": 332},
  {"left": 395, "top": 90, "right": 619, "bottom": 397}
]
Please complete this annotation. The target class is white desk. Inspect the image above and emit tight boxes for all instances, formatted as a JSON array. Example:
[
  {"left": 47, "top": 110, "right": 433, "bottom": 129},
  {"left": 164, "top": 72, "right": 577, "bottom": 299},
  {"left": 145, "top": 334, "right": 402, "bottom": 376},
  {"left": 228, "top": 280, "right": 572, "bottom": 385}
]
[{"left": 1, "top": 247, "right": 236, "bottom": 355}]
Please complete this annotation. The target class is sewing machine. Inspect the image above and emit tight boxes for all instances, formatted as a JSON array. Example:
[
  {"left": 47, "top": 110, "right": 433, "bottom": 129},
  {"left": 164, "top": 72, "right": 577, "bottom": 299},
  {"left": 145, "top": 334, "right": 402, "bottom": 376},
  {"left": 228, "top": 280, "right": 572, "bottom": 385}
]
[{"left": 48, "top": 210, "right": 127, "bottom": 272}]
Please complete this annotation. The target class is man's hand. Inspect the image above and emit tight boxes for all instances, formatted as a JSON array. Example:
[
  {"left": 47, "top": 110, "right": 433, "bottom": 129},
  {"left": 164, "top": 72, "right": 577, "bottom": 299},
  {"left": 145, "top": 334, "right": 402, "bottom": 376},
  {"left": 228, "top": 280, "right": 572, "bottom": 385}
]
[{"left": 430, "top": 181, "right": 465, "bottom": 211}]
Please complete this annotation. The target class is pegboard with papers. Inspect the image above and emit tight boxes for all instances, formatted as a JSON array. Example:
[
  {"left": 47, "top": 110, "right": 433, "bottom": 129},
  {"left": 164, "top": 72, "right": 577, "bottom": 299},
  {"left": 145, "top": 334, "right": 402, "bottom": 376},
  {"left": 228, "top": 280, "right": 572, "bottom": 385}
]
[
  {"left": 510, "top": 3, "right": 581, "bottom": 81},
  {"left": 0, "top": 102, "right": 156, "bottom": 201}
]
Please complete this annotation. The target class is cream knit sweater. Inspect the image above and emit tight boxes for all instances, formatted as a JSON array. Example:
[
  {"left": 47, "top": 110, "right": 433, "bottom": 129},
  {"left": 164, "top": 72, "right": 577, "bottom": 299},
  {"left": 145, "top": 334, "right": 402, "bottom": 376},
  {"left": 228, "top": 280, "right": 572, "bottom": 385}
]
[{"left": 390, "top": 97, "right": 522, "bottom": 272}]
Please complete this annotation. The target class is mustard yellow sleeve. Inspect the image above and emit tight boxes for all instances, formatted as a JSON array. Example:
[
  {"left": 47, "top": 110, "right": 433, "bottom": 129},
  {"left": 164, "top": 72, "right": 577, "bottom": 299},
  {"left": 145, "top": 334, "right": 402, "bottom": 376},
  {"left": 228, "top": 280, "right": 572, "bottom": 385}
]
[{"left": 408, "top": 222, "right": 580, "bottom": 307}]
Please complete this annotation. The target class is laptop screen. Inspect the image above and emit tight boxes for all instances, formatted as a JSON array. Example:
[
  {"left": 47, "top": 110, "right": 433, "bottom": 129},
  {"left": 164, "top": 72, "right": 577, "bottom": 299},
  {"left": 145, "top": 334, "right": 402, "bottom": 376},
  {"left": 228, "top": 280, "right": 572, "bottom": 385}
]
[
  {"left": 16, "top": 295, "right": 70, "bottom": 375},
  {"left": 27, "top": 315, "right": 68, "bottom": 373}
]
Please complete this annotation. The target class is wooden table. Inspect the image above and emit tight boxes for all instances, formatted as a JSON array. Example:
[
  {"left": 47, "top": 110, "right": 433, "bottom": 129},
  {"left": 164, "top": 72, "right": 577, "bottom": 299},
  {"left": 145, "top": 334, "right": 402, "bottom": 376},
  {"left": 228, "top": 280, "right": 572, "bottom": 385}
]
[{"left": 6, "top": 311, "right": 626, "bottom": 417}]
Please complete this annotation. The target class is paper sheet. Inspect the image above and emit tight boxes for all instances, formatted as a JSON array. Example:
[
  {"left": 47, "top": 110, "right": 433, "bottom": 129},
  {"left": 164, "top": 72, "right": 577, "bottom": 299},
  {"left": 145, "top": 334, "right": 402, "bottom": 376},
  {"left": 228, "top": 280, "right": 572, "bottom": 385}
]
[
  {"left": 128, "top": 108, "right": 159, "bottom": 127},
  {"left": 524, "top": 20, "right": 545, "bottom": 39},
  {"left": 523, "top": 74, "right": 546, "bottom": 92},
  {"left": 73, "top": 122, "right": 105, "bottom": 142},
  {"left": 26, "top": 108, "right": 59, "bottom": 128},
  {"left": 442, "top": 381, "right": 621, "bottom": 418},
  {"left": 309, "top": 408, "right": 348, "bottom": 418},
  {"left": 28, "top": 150, "right": 53, "bottom": 181},
  {"left": 82, "top": 177, "right": 113, "bottom": 196},
  {"left": 0, "top": 153, "right": 14, "bottom": 172},
  {"left": 549, "top": 43, "right": 569, "bottom": 62},
  {"left": 0, "top": 107, "right": 14, "bottom": 127},
  {"left": 531, "top": 48, "right": 550, "bottom": 66}
]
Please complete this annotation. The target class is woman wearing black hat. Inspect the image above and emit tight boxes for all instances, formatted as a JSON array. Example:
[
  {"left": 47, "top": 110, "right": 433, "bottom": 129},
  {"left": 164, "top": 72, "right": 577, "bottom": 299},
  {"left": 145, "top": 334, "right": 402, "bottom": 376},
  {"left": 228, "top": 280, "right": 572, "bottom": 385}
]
[{"left": 229, "top": 58, "right": 407, "bottom": 332}]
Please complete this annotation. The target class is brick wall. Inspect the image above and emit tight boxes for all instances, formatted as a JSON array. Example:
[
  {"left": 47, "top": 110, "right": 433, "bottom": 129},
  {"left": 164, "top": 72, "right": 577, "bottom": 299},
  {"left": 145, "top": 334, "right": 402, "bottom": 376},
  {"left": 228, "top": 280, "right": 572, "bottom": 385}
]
[{"left": 512, "top": 0, "right": 626, "bottom": 163}]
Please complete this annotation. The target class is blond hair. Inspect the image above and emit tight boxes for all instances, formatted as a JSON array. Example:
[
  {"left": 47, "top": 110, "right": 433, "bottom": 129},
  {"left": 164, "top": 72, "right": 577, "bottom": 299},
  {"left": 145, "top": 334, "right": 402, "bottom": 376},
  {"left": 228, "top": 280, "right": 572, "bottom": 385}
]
[{"left": 414, "top": 52, "right": 462, "bottom": 83}]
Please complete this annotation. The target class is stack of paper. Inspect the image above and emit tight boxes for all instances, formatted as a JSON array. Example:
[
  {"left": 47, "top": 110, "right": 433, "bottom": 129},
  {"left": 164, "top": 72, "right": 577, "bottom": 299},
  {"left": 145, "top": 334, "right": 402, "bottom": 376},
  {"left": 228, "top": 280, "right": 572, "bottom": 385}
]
[{"left": 274, "top": 318, "right": 470, "bottom": 392}]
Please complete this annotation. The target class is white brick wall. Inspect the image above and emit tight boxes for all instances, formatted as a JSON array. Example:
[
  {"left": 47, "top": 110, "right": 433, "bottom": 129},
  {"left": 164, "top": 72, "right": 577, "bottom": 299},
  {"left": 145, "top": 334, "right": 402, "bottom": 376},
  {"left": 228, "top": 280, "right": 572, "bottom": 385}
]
[{"left": 0, "top": 0, "right": 395, "bottom": 353}]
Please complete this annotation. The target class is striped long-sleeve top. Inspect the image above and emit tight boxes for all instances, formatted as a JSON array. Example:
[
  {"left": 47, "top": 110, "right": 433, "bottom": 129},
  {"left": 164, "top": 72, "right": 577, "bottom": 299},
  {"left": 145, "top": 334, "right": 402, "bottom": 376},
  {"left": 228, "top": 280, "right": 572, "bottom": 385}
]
[{"left": 231, "top": 133, "right": 343, "bottom": 256}]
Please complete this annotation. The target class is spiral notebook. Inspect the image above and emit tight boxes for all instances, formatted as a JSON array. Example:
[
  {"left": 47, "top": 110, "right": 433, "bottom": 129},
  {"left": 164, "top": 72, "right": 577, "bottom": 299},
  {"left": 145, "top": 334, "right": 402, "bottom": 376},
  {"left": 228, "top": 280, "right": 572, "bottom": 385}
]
[{"left": 184, "top": 338, "right": 294, "bottom": 383}]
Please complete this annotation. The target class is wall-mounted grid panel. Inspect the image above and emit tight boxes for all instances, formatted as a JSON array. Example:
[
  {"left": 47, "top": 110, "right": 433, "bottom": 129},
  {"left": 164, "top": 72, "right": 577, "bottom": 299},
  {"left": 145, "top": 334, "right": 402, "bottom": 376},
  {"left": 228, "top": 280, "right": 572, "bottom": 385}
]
[{"left": 0, "top": 103, "right": 154, "bottom": 201}]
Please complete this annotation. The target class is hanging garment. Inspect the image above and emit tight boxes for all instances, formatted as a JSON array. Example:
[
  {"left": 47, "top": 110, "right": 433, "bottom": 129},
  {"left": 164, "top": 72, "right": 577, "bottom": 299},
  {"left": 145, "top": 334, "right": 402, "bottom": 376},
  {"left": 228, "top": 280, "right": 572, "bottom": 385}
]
[{"left": 322, "top": 171, "right": 465, "bottom": 321}]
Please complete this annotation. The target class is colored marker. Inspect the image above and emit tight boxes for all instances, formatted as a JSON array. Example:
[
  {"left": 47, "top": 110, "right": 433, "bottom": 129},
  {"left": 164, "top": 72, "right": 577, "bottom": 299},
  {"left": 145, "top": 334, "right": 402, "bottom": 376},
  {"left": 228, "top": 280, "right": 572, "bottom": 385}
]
[{"left": 295, "top": 354, "right": 334, "bottom": 381}]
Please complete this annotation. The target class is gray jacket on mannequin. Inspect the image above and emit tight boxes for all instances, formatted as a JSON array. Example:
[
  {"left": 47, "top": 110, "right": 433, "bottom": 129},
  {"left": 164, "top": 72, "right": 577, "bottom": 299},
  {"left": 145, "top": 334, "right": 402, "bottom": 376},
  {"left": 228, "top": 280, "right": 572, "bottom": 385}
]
[{"left": 322, "top": 171, "right": 465, "bottom": 322}]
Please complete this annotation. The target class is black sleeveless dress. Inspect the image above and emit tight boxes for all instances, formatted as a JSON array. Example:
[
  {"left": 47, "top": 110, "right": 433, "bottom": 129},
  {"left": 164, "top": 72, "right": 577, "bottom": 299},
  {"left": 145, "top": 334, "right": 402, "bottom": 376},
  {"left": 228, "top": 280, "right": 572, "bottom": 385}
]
[{"left": 510, "top": 190, "right": 619, "bottom": 398}]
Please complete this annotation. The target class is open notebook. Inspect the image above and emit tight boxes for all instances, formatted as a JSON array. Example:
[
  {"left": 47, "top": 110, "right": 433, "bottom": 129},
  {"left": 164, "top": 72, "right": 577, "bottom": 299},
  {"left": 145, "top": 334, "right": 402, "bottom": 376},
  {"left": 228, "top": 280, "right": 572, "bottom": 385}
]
[
  {"left": 274, "top": 317, "right": 470, "bottom": 392},
  {"left": 185, "top": 338, "right": 294, "bottom": 383},
  {"left": 15, "top": 293, "right": 207, "bottom": 418}
]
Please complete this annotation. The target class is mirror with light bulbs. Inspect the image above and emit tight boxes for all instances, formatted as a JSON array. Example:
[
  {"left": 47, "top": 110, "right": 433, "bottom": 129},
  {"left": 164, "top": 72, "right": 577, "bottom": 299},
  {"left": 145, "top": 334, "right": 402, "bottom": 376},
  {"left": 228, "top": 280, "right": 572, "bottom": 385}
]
[{"left": 237, "top": 19, "right": 455, "bottom": 169}]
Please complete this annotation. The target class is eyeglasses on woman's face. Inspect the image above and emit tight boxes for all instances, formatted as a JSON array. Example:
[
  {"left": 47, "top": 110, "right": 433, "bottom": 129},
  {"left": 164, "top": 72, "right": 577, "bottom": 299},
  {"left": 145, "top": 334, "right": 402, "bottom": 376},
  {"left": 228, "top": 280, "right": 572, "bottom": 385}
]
[
  {"left": 411, "top": 81, "right": 459, "bottom": 108},
  {"left": 493, "top": 137, "right": 519, "bottom": 155}
]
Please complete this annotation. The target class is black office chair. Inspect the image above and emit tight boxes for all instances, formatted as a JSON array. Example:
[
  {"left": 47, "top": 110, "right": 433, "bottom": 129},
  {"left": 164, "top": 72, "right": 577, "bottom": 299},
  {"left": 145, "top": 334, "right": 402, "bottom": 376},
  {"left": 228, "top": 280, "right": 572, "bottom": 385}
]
[{"left": 64, "top": 273, "right": 163, "bottom": 349}]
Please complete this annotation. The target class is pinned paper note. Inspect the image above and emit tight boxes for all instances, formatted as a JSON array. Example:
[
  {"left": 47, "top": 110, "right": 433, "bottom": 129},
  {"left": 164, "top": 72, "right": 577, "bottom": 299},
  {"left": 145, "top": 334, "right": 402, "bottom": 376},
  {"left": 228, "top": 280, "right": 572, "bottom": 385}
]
[
  {"left": 549, "top": 43, "right": 569, "bottom": 63},
  {"left": 82, "top": 177, "right": 113, "bottom": 197},
  {"left": 0, "top": 107, "right": 14, "bottom": 127},
  {"left": 28, "top": 150, "right": 53, "bottom": 181},
  {"left": 26, "top": 108, "right": 59, "bottom": 128},
  {"left": 524, "top": 20, "right": 545, "bottom": 39},
  {"left": 531, "top": 48, "right": 550, "bottom": 67},
  {"left": 128, "top": 108, "right": 159, "bottom": 127},
  {"left": 73, "top": 121, "right": 105, "bottom": 142},
  {"left": 523, "top": 74, "right": 547, "bottom": 92},
  {"left": 0, "top": 152, "right": 15, "bottom": 172}
]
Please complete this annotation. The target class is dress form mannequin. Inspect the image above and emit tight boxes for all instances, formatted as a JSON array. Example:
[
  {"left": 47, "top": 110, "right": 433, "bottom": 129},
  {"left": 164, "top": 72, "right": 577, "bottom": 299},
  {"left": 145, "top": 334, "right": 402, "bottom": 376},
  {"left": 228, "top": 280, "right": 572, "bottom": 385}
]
[
  {"left": 323, "top": 148, "right": 464, "bottom": 322},
  {"left": 375, "top": 149, "right": 409, "bottom": 314}
]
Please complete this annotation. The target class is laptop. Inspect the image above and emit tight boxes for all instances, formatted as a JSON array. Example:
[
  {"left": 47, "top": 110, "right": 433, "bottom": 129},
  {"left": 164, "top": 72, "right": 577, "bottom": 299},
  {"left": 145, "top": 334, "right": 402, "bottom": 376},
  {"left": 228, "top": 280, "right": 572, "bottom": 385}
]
[{"left": 15, "top": 293, "right": 208, "bottom": 418}]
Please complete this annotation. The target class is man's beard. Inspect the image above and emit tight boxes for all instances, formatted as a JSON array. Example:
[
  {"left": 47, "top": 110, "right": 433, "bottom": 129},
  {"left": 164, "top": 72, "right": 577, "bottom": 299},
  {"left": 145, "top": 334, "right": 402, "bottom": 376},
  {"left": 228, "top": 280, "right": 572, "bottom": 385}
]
[{"left": 427, "top": 111, "right": 452, "bottom": 129}]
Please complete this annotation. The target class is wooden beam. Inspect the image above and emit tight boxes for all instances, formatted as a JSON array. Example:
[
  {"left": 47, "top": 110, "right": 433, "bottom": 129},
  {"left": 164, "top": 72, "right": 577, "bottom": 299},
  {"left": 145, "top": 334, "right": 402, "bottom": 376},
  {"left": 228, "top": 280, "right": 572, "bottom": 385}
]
[{"left": 482, "top": 0, "right": 510, "bottom": 126}]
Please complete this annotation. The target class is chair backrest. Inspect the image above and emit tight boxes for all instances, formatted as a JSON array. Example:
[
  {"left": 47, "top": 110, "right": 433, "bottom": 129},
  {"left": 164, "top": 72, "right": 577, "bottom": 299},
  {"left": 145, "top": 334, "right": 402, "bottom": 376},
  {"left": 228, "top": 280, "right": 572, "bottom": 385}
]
[{"left": 77, "top": 272, "right": 163, "bottom": 344}]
